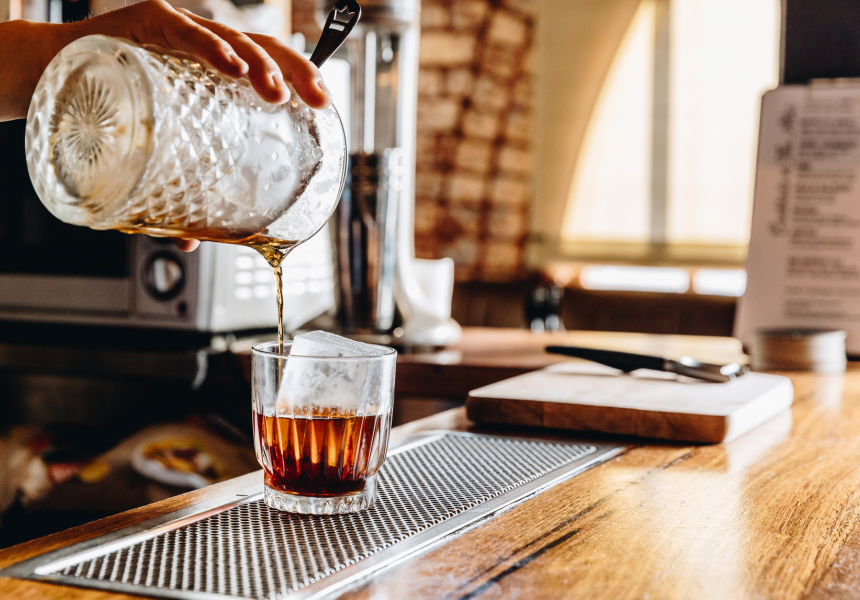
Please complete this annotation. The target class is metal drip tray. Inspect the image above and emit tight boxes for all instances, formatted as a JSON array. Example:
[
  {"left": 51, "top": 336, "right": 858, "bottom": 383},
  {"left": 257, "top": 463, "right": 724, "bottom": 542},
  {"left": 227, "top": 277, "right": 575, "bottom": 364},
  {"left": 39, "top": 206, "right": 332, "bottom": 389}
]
[{"left": 2, "top": 432, "right": 624, "bottom": 599}]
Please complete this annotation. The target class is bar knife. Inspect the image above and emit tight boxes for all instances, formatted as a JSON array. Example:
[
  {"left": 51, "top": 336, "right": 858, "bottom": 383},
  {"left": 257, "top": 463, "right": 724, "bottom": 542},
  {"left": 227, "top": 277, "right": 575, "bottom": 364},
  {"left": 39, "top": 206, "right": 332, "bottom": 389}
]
[{"left": 545, "top": 345, "right": 749, "bottom": 383}]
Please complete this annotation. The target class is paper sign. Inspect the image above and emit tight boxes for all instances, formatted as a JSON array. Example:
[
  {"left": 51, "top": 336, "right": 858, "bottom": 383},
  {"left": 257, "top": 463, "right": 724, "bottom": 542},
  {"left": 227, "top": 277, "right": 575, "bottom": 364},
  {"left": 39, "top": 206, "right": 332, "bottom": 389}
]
[{"left": 735, "top": 83, "right": 860, "bottom": 354}]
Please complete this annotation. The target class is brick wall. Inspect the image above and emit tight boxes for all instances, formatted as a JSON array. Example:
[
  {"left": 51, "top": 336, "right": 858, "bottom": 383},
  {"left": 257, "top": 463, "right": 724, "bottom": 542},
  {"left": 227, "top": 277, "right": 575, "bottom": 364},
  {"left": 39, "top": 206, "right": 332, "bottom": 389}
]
[{"left": 295, "top": 0, "right": 535, "bottom": 283}]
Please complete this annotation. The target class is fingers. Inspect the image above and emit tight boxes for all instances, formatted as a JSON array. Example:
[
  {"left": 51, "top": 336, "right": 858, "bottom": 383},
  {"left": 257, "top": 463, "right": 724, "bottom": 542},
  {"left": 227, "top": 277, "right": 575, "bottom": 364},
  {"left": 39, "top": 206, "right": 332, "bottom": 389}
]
[
  {"left": 160, "top": 17, "right": 251, "bottom": 81},
  {"left": 92, "top": 0, "right": 332, "bottom": 108},
  {"left": 173, "top": 239, "right": 200, "bottom": 252},
  {"left": 179, "top": 11, "right": 292, "bottom": 104},
  {"left": 100, "top": 0, "right": 247, "bottom": 79},
  {"left": 173, "top": 8, "right": 332, "bottom": 108},
  {"left": 246, "top": 33, "right": 332, "bottom": 109}
]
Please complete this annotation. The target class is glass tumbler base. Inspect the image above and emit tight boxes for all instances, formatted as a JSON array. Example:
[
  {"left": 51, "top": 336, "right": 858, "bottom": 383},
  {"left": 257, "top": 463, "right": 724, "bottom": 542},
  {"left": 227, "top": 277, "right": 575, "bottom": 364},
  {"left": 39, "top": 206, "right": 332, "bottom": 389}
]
[{"left": 263, "top": 474, "right": 378, "bottom": 514}]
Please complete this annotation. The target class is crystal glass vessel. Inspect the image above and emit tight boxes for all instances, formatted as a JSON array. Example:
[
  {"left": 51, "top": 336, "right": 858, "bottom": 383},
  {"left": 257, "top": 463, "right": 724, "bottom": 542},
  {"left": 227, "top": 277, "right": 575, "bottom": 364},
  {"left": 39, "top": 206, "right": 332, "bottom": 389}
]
[
  {"left": 251, "top": 339, "right": 396, "bottom": 514},
  {"left": 26, "top": 35, "right": 347, "bottom": 247}
]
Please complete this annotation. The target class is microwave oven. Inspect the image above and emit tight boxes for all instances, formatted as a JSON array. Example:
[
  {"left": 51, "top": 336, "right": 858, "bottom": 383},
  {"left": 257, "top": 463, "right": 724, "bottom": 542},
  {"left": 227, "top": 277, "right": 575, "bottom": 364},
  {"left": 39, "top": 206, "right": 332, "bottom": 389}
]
[{"left": 0, "top": 119, "right": 335, "bottom": 333}]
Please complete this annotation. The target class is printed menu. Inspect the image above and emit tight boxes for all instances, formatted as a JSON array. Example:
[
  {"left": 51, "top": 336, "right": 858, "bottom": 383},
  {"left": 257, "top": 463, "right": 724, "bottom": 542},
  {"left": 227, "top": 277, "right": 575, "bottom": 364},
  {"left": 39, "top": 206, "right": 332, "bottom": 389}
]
[{"left": 735, "top": 84, "right": 860, "bottom": 354}]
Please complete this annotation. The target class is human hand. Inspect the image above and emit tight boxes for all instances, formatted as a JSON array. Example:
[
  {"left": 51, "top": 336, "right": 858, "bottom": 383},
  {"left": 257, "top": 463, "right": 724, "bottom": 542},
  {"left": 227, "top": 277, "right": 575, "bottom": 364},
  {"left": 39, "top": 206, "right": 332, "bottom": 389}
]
[
  {"left": 74, "top": 0, "right": 331, "bottom": 109},
  {"left": 0, "top": 0, "right": 331, "bottom": 120}
]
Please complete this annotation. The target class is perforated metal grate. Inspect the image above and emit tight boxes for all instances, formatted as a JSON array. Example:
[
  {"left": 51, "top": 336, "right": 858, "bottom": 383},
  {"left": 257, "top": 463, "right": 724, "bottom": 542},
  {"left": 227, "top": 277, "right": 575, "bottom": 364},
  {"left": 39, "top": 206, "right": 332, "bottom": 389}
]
[{"left": 8, "top": 433, "right": 622, "bottom": 600}]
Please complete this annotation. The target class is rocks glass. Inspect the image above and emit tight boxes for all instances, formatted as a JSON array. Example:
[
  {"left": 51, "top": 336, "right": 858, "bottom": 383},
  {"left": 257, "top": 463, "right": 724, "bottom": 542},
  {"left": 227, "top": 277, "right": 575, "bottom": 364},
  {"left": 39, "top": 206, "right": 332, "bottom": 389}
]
[{"left": 251, "top": 337, "right": 396, "bottom": 514}]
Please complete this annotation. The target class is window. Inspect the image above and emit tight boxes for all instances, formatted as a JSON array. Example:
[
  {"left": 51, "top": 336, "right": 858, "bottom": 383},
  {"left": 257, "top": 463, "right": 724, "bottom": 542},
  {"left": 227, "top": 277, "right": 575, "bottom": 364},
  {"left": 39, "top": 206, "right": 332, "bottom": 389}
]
[{"left": 533, "top": 0, "right": 780, "bottom": 269}]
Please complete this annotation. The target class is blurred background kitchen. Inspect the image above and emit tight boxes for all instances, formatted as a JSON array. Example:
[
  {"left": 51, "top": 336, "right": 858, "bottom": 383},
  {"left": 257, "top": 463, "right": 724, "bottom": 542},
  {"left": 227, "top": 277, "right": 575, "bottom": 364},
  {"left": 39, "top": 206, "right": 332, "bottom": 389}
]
[{"left": 0, "top": 0, "right": 854, "bottom": 548}]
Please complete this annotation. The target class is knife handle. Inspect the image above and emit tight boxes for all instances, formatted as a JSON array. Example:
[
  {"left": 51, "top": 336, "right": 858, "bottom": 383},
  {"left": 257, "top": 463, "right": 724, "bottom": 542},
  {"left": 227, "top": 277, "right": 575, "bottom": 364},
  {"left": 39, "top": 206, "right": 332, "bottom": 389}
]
[{"left": 545, "top": 346, "right": 666, "bottom": 373}]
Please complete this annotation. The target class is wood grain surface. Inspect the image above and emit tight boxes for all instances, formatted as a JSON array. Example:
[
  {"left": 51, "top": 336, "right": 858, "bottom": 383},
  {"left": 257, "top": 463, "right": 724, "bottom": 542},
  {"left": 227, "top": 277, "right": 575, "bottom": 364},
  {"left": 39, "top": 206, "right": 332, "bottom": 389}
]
[
  {"left": 347, "top": 370, "right": 860, "bottom": 600},
  {"left": 3, "top": 331, "right": 860, "bottom": 599}
]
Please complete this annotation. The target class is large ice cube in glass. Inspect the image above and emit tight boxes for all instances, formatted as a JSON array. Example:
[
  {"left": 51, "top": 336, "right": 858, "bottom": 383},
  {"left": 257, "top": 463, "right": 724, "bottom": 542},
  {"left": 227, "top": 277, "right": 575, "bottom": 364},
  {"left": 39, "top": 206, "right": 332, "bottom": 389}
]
[{"left": 277, "top": 331, "right": 394, "bottom": 414}]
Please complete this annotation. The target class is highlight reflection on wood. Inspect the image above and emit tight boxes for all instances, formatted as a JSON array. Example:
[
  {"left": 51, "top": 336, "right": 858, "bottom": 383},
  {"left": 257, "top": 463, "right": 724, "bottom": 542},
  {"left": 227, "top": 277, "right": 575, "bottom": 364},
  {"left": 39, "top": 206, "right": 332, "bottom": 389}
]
[
  {"left": 3, "top": 332, "right": 860, "bottom": 599},
  {"left": 351, "top": 371, "right": 860, "bottom": 600}
]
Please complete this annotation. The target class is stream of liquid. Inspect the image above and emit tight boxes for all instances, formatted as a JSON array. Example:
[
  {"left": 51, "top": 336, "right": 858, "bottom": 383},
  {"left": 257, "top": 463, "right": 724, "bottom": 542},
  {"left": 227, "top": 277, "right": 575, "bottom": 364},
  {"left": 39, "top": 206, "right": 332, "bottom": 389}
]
[
  {"left": 142, "top": 227, "right": 298, "bottom": 351},
  {"left": 246, "top": 235, "right": 297, "bottom": 352}
]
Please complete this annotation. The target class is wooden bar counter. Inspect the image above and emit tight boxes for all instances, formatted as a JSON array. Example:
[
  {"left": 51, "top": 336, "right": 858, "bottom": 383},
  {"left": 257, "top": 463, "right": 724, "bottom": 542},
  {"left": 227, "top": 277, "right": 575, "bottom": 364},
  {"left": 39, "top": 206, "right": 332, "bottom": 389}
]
[{"left": 3, "top": 328, "right": 860, "bottom": 599}]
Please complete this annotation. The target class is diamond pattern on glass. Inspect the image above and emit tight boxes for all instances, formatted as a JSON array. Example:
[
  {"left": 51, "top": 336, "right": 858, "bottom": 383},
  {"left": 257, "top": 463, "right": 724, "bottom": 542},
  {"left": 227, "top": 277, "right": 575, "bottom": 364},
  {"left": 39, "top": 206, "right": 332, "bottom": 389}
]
[{"left": 26, "top": 35, "right": 345, "bottom": 244}]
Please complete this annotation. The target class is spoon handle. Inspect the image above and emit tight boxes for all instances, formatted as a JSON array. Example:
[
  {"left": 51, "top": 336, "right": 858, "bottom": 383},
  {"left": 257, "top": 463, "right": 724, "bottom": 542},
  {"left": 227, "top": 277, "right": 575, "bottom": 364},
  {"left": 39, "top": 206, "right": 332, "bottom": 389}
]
[{"left": 310, "top": 0, "right": 362, "bottom": 68}]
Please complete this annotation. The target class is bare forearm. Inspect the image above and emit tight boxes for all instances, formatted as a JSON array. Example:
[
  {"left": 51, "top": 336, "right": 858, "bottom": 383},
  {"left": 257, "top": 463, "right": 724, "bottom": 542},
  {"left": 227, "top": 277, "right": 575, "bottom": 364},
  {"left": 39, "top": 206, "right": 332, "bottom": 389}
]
[{"left": 0, "top": 20, "right": 68, "bottom": 121}]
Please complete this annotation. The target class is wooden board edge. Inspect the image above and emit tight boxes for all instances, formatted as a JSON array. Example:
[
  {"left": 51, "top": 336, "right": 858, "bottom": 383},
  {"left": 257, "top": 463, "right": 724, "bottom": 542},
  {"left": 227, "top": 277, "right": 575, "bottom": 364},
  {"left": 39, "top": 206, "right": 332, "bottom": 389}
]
[{"left": 721, "top": 378, "right": 795, "bottom": 443}]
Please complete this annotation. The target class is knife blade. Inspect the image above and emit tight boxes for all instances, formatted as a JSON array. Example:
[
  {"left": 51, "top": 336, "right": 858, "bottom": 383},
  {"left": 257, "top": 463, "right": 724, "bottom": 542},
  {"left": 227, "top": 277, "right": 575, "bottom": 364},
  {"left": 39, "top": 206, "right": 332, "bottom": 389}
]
[{"left": 545, "top": 345, "right": 749, "bottom": 383}]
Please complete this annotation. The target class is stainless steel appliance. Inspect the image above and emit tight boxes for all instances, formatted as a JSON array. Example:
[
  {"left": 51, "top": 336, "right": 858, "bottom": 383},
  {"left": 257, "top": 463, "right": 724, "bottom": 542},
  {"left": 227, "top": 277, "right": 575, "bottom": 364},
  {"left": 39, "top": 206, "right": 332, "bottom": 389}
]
[{"left": 322, "top": 0, "right": 462, "bottom": 346}]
